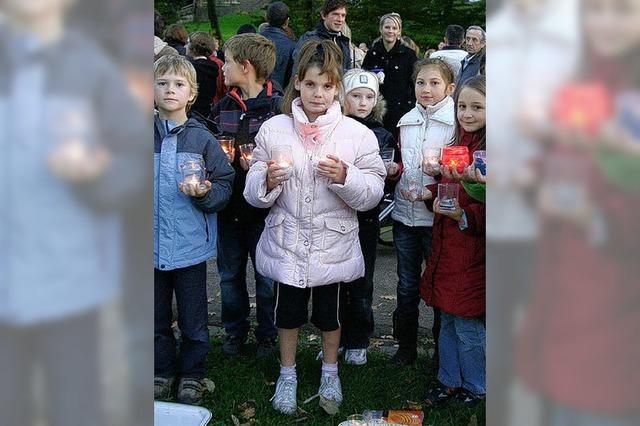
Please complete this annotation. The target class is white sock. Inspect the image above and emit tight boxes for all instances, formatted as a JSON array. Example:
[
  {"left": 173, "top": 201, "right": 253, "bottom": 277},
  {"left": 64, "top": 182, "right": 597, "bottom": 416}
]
[
  {"left": 321, "top": 361, "right": 338, "bottom": 378},
  {"left": 280, "top": 364, "right": 297, "bottom": 379}
]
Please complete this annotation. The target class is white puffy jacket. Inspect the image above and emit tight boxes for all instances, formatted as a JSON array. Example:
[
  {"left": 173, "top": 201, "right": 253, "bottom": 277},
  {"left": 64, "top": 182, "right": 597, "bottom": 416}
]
[
  {"left": 244, "top": 100, "right": 386, "bottom": 288},
  {"left": 391, "top": 97, "right": 456, "bottom": 227}
]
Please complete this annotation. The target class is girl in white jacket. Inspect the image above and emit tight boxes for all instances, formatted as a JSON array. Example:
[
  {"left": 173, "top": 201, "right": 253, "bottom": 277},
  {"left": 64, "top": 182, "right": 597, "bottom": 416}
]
[
  {"left": 388, "top": 58, "right": 456, "bottom": 367},
  {"left": 243, "top": 39, "right": 386, "bottom": 415}
]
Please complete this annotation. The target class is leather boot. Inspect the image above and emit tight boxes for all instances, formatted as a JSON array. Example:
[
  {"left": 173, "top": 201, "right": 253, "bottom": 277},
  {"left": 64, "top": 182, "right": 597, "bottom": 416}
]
[{"left": 387, "top": 310, "right": 419, "bottom": 366}]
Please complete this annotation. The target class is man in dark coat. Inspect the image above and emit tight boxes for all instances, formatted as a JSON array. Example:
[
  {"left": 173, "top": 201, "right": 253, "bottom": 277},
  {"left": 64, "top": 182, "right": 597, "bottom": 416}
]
[
  {"left": 292, "top": 0, "right": 351, "bottom": 73},
  {"left": 457, "top": 26, "right": 486, "bottom": 86},
  {"left": 260, "top": 1, "right": 296, "bottom": 89}
]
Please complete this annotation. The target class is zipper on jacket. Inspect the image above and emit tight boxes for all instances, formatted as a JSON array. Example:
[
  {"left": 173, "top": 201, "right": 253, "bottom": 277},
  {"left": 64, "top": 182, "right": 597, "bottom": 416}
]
[{"left": 203, "top": 212, "right": 210, "bottom": 242}]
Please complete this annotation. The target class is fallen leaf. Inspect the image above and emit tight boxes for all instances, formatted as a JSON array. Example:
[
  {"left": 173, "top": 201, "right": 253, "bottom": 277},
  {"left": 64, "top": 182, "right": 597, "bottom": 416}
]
[
  {"left": 380, "top": 335, "right": 394, "bottom": 340},
  {"left": 468, "top": 415, "right": 478, "bottom": 426},
  {"left": 406, "top": 400, "right": 422, "bottom": 410},
  {"left": 265, "top": 380, "right": 275, "bottom": 386},
  {"left": 202, "top": 378, "right": 216, "bottom": 393},
  {"left": 238, "top": 401, "right": 256, "bottom": 420},
  {"left": 231, "top": 414, "right": 240, "bottom": 426}
]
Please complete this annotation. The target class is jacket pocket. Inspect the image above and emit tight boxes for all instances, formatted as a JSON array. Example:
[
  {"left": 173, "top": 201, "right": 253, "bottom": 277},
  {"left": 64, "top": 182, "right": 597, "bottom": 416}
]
[
  {"left": 263, "top": 213, "right": 286, "bottom": 254},
  {"left": 321, "top": 218, "right": 359, "bottom": 263}
]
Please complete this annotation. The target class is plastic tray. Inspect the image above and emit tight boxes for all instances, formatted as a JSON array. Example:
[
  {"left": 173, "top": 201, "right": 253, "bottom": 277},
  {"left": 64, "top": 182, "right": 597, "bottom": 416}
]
[{"left": 154, "top": 401, "right": 212, "bottom": 426}]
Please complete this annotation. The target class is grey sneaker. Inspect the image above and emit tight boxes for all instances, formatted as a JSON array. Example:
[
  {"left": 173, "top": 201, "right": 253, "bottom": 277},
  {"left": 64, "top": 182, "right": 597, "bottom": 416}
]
[
  {"left": 315, "top": 346, "right": 344, "bottom": 361},
  {"left": 154, "top": 376, "right": 175, "bottom": 400},
  {"left": 177, "top": 378, "right": 205, "bottom": 405},
  {"left": 270, "top": 375, "right": 298, "bottom": 415},
  {"left": 318, "top": 374, "right": 342, "bottom": 415},
  {"left": 344, "top": 349, "right": 367, "bottom": 365}
]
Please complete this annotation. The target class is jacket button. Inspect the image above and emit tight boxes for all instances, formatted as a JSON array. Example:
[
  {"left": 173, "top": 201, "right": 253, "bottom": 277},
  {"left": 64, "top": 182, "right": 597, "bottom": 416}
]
[
  {"left": 305, "top": 196, "right": 311, "bottom": 203},
  {"left": 395, "top": 65, "right": 399, "bottom": 69},
  {"left": 303, "top": 240, "right": 309, "bottom": 246},
  {"left": 160, "top": 264, "right": 165, "bottom": 269},
  {"left": 340, "top": 225, "right": 346, "bottom": 231},
  {"left": 298, "top": 279, "right": 304, "bottom": 285}
]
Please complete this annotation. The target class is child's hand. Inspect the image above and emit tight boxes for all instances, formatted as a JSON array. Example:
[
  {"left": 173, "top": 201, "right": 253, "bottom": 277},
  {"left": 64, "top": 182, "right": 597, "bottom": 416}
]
[
  {"left": 266, "top": 160, "right": 290, "bottom": 190},
  {"left": 421, "top": 160, "right": 440, "bottom": 177},
  {"left": 239, "top": 156, "right": 250, "bottom": 171},
  {"left": 47, "top": 141, "right": 111, "bottom": 183},
  {"left": 462, "top": 164, "right": 487, "bottom": 183},
  {"left": 385, "top": 161, "right": 400, "bottom": 177},
  {"left": 441, "top": 165, "right": 465, "bottom": 181},
  {"left": 400, "top": 187, "right": 433, "bottom": 202},
  {"left": 179, "top": 180, "right": 212, "bottom": 197},
  {"left": 317, "top": 154, "right": 347, "bottom": 184},
  {"left": 433, "top": 197, "right": 463, "bottom": 221}
]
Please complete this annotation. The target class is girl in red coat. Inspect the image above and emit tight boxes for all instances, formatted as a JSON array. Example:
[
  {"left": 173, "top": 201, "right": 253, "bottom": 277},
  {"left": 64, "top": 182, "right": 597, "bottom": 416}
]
[{"left": 420, "top": 75, "right": 486, "bottom": 406}]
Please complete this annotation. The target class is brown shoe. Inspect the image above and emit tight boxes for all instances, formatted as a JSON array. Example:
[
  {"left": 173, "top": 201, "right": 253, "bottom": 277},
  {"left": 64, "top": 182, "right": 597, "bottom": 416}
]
[{"left": 177, "top": 378, "right": 206, "bottom": 405}]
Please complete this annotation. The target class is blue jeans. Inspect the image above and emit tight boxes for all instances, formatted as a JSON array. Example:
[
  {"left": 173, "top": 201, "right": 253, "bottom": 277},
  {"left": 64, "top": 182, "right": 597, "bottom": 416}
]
[
  {"left": 392, "top": 221, "right": 432, "bottom": 315},
  {"left": 217, "top": 219, "right": 276, "bottom": 342},
  {"left": 155, "top": 262, "right": 209, "bottom": 379},
  {"left": 438, "top": 311, "right": 486, "bottom": 395}
]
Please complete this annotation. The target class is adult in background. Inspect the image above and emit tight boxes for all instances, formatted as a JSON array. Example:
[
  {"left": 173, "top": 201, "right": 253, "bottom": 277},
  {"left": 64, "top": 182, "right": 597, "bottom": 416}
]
[
  {"left": 430, "top": 24, "right": 467, "bottom": 77},
  {"left": 457, "top": 26, "right": 486, "bottom": 86},
  {"left": 185, "top": 32, "right": 219, "bottom": 119},
  {"left": 362, "top": 12, "right": 417, "bottom": 134},
  {"left": 260, "top": 1, "right": 295, "bottom": 89},
  {"left": 164, "top": 24, "right": 188, "bottom": 56},
  {"left": 292, "top": 0, "right": 351, "bottom": 73}
]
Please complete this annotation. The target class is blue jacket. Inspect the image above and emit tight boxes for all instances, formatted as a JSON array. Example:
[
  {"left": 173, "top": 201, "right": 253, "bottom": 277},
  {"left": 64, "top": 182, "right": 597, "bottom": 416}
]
[
  {"left": 154, "top": 116, "right": 234, "bottom": 270},
  {"left": 260, "top": 25, "right": 295, "bottom": 89},
  {"left": 457, "top": 48, "right": 485, "bottom": 86}
]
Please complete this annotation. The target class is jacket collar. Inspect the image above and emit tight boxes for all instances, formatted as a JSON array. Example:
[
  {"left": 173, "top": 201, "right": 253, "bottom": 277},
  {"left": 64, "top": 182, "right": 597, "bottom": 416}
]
[
  {"left": 442, "top": 44, "right": 463, "bottom": 50},
  {"left": 291, "top": 98, "right": 343, "bottom": 149},
  {"left": 227, "top": 80, "right": 274, "bottom": 112},
  {"left": 397, "top": 96, "right": 455, "bottom": 127},
  {"left": 315, "top": 21, "right": 347, "bottom": 41}
]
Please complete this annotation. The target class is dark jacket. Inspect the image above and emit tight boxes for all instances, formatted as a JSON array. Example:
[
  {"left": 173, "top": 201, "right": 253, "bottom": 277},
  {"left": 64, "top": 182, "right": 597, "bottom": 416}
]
[
  {"left": 260, "top": 25, "right": 295, "bottom": 89},
  {"left": 362, "top": 39, "right": 417, "bottom": 135},
  {"left": 188, "top": 57, "right": 219, "bottom": 118},
  {"left": 293, "top": 21, "right": 351, "bottom": 73},
  {"left": 167, "top": 41, "right": 186, "bottom": 56},
  {"left": 210, "top": 81, "right": 283, "bottom": 224},
  {"left": 420, "top": 130, "right": 485, "bottom": 318},
  {"left": 154, "top": 116, "right": 235, "bottom": 270},
  {"left": 457, "top": 48, "right": 485, "bottom": 86}
]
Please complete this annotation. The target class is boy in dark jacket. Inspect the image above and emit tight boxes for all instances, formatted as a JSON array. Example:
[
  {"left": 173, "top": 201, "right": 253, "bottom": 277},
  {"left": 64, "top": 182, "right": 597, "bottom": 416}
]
[
  {"left": 185, "top": 31, "right": 220, "bottom": 119},
  {"left": 209, "top": 33, "right": 283, "bottom": 358},
  {"left": 154, "top": 55, "right": 234, "bottom": 405}
]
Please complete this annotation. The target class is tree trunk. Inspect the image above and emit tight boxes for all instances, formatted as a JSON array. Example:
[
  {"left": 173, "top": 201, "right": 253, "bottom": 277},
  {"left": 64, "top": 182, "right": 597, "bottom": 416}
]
[
  {"left": 207, "top": 0, "right": 222, "bottom": 40},
  {"left": 194, "top": 0, "right": 208, "bottom": 23}
]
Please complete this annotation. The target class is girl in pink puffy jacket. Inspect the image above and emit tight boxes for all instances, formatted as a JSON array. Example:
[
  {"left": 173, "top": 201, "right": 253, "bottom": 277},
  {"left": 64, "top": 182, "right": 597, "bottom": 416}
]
[{"left": 243, "top": 39, "right": 386, "bottom": 415}]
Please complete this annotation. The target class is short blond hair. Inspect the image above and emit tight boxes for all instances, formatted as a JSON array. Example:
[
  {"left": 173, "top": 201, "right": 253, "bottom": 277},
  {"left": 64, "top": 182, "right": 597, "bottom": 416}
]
[
  {"left": 223, "top": 33, "right": 276, "bottom": 81},
  {"left": 154, "top": 54, "right": 198, "bottom": 111}
]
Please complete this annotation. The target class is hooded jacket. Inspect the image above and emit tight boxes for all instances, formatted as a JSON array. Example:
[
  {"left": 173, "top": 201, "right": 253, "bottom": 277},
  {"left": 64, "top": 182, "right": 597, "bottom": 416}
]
[
  {"left": 154, "top": 116, "right": 235, "bottom": 270},
  {"left": 210, "top": 81, "right": 283, "bottom": 224},
  {"left": 243, "top": 100, "right": 386, "bottom": 288}
]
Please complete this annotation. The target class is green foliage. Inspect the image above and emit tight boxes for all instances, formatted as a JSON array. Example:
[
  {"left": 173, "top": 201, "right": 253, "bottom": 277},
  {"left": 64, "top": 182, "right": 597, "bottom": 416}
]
[
  {"left": 184, "top": 11, "right": 265, "bottom": 42},
  {"left": 171, "top": 330, "right": 485, "bottom": 425}
]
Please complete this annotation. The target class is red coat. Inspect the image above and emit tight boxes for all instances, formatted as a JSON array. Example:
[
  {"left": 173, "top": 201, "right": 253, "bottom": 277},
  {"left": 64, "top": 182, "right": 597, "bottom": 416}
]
[
  {"left": 516, "top": 147, "right": 640, "bottom": 415},
  {"left": 419, "top": 131, "right": 486, "bottom": 318}
]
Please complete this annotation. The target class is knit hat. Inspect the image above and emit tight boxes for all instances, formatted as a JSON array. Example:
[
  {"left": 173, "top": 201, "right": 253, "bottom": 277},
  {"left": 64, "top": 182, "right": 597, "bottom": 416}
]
[
  {"left": 154, "top": 36, "right": 168, "bottom": 56},
  {"left": 342, "top": 68, "right": 380, "bottom": 98}
]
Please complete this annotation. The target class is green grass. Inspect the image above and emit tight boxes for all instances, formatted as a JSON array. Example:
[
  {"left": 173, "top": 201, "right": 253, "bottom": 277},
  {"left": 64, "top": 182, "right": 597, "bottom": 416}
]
[
  {"left": 186, "top": 328, "right": 485, "bottom": 425},
  {"left": 184, "top": 12, "right": 264, "bottom": 42}
]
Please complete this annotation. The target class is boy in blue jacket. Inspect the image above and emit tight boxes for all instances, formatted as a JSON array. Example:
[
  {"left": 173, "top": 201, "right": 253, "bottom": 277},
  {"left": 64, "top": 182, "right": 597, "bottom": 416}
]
[{"left": 153, "top": 55, "right": 234, "bottom": 405}]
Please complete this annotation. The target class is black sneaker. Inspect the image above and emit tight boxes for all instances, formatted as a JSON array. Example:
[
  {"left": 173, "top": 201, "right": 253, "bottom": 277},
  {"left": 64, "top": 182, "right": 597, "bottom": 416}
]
[
  {"left": 424, "top": 381, "right": 457, "bottom": 406},
  {"left": 154, "top": 376, "right": 175, "bottom": 400},
  {"left": 222, "top": 335, "right": 245, "bottom": 357},
  {"left": 454, "top": 388, "right": 485, "bottom": 407},
  {"left": 386, "top": 345, "right": 417, "bottom": 367},
  {"left": 177, "top": 377, "right": 206, "bottom": 405},
  {"left": 256, "top": 338, "right": 277, "bottom": 358}
]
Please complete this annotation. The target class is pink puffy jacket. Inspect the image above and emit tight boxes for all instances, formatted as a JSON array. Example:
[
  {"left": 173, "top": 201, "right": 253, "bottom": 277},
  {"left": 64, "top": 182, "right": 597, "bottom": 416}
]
[{"left": 243, "top": 99, "right": 386, "bottom": 288}]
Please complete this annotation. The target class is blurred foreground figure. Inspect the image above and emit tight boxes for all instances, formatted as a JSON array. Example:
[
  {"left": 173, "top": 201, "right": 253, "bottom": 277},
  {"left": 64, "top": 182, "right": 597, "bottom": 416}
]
[{"left": 0, "top": 1, "right": 148, "bottom": 425}]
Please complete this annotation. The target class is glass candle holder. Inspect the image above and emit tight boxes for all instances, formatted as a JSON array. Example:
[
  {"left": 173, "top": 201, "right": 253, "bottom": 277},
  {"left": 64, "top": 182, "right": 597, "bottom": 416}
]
[
  {"left": 422, "top": 147, "right": 441, "bottom": 173},
  {"left": 473, "top": 150, "right": 486, "bottom": 176},
  {"left": 402, "top": 168, "right": 425, "bottom": 202},
  {"left": 239, "top": 143, "right": 255, "bottom": 162},
  {"left": 271, "top": 145, "right": 293, "bottom": 177},
  {"left": 179, "top": 159, "right": 206, "bottom": 190},
  {"left": 218, "top": 136, "right": 235, "bottom": 161},
  {"left": 438, "top": 183, "right": 459, "bottom": 211}
]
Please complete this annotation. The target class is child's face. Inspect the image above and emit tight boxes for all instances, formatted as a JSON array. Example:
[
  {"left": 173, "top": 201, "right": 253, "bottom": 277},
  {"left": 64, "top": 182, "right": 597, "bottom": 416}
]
[
  {"left": 457, "top": 87, "right": 486, "bottom": 133},
  {"left": 344, "top": 87, "right": 376, "bottom": 119},
  {"left": 415, "top": 67, "right": 455, "bottom": 108},
  {"left": 294, "top": 66, "right": 338, "bottom": 122},
  {"left": 154, "top": 72, "right": 195, "bottom": 116},
  {"left": 222, "top": 52, "right": 246, "bottom": 87},
  {"left": 584, "top": 0, "right": 640, "bottom": 58}
]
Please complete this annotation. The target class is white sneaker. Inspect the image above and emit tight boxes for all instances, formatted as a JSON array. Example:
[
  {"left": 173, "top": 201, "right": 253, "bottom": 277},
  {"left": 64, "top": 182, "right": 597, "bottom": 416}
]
[
  {"left": 318, "top": 374, "right": 342, "bottom": 414},
  {"left": 270, "top": 375, "right": 297, "bottom": 415},
  {"left": 315, "top": 346, "right": 344, "bottom": 361},
  {"left": 344, "top": 348, "right": 367, "bottom": 365}
]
